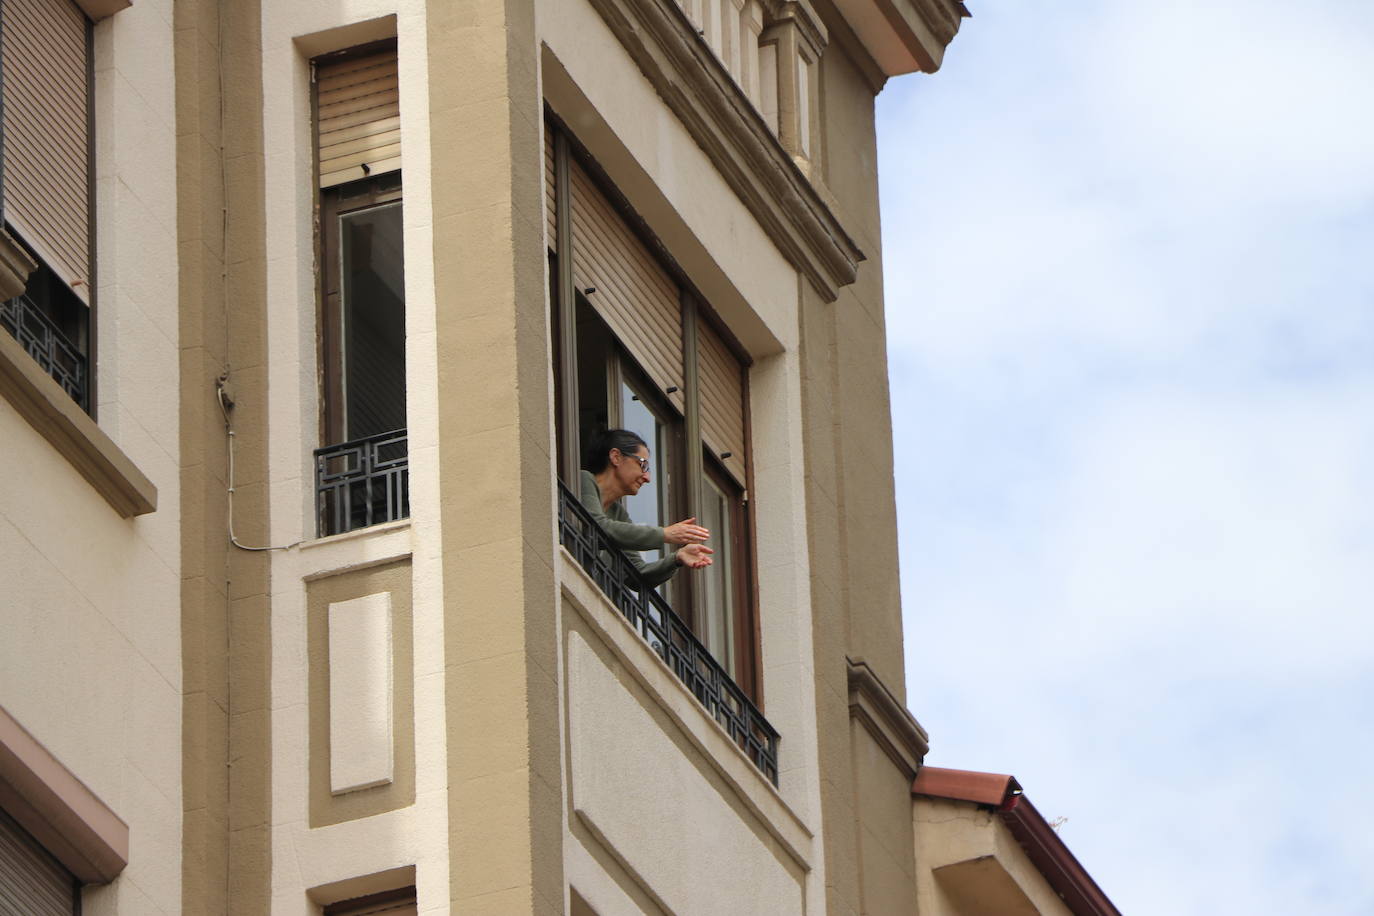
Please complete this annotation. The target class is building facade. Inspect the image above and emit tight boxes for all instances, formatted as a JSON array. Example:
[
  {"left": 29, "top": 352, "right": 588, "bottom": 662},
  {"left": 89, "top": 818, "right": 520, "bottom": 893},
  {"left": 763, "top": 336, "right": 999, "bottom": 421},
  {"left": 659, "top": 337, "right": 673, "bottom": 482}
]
[{"left": 0, "top": 0, "right": 1115, "bottom": 913}]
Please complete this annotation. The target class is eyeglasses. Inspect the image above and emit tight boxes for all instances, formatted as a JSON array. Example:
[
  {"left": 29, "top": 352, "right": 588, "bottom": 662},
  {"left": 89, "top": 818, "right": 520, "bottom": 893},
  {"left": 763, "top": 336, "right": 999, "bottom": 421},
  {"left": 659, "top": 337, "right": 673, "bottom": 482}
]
[{"left": 619, "top": 451, "right": 650, "bottom": 473}]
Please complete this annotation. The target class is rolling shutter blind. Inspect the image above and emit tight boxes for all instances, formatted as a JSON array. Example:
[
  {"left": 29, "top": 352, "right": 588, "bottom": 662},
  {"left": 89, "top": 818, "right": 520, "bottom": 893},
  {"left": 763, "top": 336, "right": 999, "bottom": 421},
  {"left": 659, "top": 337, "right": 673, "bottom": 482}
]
[
  {"left": 544, "top": 129, "right": 557, "bottom": 253},
  {"left": 0, "top": 808, "right": 77, "bottom": 916},
  {"left": 317, "top": 47, "right": 400, "bottom": 188},
  {"left": 0, "top": 0, "right": 91, "bottom": 303},
  {"left": 698, "top": 315, "right": 747, "bottom": 485},
  {"left": 569, "top": 159, "right": 684, "bottom": 411}
]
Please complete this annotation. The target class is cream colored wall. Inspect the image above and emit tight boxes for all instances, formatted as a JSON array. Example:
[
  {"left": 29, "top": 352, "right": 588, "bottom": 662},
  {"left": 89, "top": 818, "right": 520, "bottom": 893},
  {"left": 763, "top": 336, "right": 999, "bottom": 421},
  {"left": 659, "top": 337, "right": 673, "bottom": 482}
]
[
  {"left": 254, "top": 0, "right": 453, "bottom": 912},
  {"left": 913, "top": 798, "right": 1075, "bottom": 916},
  {"left": 793, "top": 25, "right": 920, "bottom": 916},
  {"left": 850, "top": 724, "right": 917, "bottom": 914},
  {"left": 560, "top": 565, "right": 814, "bottom": 916},
  {"left": 0, "top": 1, "right": 183, "bottom": 912},
  {"left": 538, "top": 1, "right": 839, "bottom": 913},
  {"left": 814, "top": 32, "right": 906, "bottom": 703}
]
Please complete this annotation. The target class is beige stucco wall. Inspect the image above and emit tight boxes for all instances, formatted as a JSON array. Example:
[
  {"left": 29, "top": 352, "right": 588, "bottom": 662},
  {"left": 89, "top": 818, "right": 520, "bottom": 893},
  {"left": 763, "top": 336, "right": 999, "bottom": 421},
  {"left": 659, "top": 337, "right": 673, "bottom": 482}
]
[
  {"left": 798, "top": 23, "right": 922, "bottom": 916},
  {"left": 253, "top": 0, "right": 454, "bottom": 911},
  {"left": 537, "top": 1, "right": 848, "bottom": 912},
  {"left": 559, "top": 560, "right": 815, "bottom": 915},
  {"left": 0, "top": 0, "right": 183, "bottom": 912},
  {"left": 913, "top": 797, "right": 1076, "bottom": 916}
]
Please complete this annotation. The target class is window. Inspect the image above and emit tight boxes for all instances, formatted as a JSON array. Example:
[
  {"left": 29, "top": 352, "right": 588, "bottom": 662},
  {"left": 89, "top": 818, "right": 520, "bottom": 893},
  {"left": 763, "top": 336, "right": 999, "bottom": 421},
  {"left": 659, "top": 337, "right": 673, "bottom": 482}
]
[
  {"left": 312, "top": 42, "right": 409, "bottom": 537},
  {"left": 0, "top": 0, "right": 95, "bottom": 413},
  {"left": 0, "top": 807, "right": 79, "bottom": 915},
  {"left": 547, "top": 118, "right": 759, "bottom": 698},
  {"left": 322, "top": 887, "right": 417, "bottom": 916}
]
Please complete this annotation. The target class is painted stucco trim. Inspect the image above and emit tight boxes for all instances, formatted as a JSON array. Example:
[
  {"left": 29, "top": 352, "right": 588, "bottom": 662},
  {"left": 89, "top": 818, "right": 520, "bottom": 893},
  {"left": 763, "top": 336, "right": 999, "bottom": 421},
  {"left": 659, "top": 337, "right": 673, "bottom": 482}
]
[
  {"left": 847, "top": 656, "right": 929, "bottom": 778},
  {"left": 0, "top": 704, "right": 129, "bottom": 884},
  {"left": 579, "top": 0, "right": 865, "bottom": 302},
  {"left": 0, "top": 330, "right": 156, "bottom": 517},
  {"left": 828, "top": 0, "right": 968, "bottom": 75}
]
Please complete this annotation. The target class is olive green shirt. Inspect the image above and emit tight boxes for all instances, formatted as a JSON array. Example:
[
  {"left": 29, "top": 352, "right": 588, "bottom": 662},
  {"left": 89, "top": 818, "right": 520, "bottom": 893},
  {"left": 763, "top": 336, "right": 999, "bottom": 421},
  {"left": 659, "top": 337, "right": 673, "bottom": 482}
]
[{"left": 579, "top": 470, "right": 679, "bottom": 587}]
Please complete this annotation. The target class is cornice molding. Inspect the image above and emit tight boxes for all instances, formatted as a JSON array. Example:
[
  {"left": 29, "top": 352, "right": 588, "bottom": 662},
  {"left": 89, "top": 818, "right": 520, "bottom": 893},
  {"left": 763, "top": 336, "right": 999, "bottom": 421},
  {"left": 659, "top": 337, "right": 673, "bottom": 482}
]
[
  {"left": 847, "top": 656, "right": 929, "bottom": 779},
  {"left": 584, "top": 0, "right": 864, "bottom": 302},
  {"left": 830, "top": 0, "right": 968, "bottom": 75},
  {"left": 764, "top": 0, "right": 829, "bottom": 59},
  {"left": 910, "top": 0, "right": 966, "bottom": 51}
]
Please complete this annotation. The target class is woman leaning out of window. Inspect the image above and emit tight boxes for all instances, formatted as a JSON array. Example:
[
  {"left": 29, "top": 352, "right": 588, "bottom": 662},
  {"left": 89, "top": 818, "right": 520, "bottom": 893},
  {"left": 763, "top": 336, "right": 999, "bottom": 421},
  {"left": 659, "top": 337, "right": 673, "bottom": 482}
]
[{"left": 579, "top": 428, "right": 714, "bottom": 585}]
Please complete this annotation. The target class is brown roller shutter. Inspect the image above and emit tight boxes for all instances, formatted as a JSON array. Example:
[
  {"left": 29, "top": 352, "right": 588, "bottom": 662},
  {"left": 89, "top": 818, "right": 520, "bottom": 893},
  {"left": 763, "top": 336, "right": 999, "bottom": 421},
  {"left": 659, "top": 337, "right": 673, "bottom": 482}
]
[
  {"left": 317, "top": 47, "right": 401, "bottom": 188},
  {"left": 0, "top": 808, "right": 77, "bottom": 916},
  {"left": 544, "top": 128, "right": 556, "bottom": 253},
  {"left": 569, "top": 159, "right": 683, "bottom": 411},
  {"left": 697, "top": 315, "right": 747, "bottom": 485},
  {"left": 0, "top": 0, "right": 91, "bottom": 303}
]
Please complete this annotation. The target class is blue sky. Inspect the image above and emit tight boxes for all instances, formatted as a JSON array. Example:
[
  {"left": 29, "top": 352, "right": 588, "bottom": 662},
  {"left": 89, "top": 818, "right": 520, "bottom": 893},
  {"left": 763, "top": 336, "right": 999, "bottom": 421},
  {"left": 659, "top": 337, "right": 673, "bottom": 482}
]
[{"left": 877, "top": 1, "right": 1374, "bottom": 912}]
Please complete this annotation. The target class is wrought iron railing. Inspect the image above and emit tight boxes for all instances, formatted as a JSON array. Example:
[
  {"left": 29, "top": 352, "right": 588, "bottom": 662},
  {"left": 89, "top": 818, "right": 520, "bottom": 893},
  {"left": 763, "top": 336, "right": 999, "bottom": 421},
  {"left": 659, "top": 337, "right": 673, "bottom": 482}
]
[
  {"left": 315, "top": 429, "right": 410, "bottom": 536},
  {"left": 557, "top": 480, "right": 780, "bottom": 785},
  {"left": 0, "top": 292, "right": 88, "bottom": 411}
]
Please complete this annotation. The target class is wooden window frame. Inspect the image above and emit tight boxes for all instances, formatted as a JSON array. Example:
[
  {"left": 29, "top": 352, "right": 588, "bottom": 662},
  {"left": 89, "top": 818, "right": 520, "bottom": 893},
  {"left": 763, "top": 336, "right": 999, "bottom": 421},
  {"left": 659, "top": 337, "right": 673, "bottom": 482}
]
[
  {"left": 317, "top": 173, "right": 404, "bottom": 448},
  {"left": 546, "top": 114, "right": 762, "bottom": 701}
]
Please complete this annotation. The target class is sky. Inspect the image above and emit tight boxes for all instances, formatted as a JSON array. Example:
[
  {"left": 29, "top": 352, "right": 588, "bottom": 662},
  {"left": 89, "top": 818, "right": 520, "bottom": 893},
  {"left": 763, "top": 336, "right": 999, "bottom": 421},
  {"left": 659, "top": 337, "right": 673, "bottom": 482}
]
[{"left": 876, "top": 1, "right": 1374, "bottom": 913}]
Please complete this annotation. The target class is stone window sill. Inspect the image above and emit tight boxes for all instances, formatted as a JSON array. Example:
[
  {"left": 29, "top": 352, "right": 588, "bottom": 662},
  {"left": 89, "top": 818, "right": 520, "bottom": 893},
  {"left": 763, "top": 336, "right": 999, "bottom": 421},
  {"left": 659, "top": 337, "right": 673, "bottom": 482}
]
[{"left": 0, "top": 330, "right": 156, "bottom": 518}]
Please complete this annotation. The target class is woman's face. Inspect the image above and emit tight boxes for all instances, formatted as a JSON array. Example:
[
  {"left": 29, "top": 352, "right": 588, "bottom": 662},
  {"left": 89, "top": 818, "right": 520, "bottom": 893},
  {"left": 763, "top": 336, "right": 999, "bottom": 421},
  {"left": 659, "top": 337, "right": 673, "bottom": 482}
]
[{"left": 613, "top": 445, "right": 651, "bottom": 497}]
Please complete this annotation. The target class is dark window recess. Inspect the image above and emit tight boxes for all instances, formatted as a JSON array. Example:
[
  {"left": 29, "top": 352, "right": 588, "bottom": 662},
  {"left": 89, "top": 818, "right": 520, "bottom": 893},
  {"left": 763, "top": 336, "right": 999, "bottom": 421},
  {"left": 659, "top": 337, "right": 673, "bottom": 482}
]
[
  {"left": 558, "top": 480, "right": 780, "bottom": 785},
  {"left": 316, "top": 175, "right": 408, "bottom": 537},
  {"left": 341, "top": 200, "right": 406, "bottom": 440},
  {"left": 1, "top": 264, "right": 90, "bottom": 412},
  {"left": 322, "top": 886, "right": 417, "bottom": 916}
]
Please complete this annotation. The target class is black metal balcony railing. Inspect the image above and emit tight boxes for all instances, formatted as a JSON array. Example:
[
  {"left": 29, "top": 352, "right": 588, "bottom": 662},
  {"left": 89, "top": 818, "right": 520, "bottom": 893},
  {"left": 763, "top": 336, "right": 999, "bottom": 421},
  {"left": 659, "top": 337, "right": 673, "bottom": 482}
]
[
  {"left": 1, "top": 293, "right": 88, "bottom": 412},
  {"left": 557, "top": 481, "right": 780, "bottom": 785},
  {"left": 315, "top": 429, "right": 410, "bottom": 537}
]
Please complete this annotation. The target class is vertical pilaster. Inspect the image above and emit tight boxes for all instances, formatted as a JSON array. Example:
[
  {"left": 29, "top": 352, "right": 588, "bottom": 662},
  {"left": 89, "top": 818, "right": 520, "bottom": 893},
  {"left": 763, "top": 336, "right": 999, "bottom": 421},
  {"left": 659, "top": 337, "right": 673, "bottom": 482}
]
[
  {"left": 760, "top": 2, "right": 825, "bottom": 163},
  {"left": 176, "top": 0, "right": 272, "bottom": 911},
  {"left": 428, "top": 0, "right": 564, "bottom": 912}
]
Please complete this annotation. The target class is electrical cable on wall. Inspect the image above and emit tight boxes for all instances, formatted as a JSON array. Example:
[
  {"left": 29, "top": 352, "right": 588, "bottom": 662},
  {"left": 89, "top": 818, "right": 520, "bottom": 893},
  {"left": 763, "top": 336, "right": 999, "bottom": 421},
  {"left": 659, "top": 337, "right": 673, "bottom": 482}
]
[{"left": 216, "top": 374, "right": 301, "bottom": 552}]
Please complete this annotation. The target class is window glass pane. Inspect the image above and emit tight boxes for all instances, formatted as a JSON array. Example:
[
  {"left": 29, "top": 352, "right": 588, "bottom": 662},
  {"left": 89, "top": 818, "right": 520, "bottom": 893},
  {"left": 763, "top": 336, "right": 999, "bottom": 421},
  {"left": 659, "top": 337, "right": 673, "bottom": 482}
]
[
  {"left": 341, "top": 200, "right": 406, "bottom": 440},
  {"left": 699, "top": 473, "right": 735, "bottom": 672},
  {"left": 620, "top": 379, "right": 667, "bottom": 564}
]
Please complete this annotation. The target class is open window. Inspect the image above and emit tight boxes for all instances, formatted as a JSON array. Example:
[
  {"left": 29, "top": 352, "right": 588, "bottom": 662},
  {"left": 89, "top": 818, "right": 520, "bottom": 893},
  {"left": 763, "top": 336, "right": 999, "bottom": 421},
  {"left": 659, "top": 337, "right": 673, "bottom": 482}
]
[
  {"left": 0, "top": 0, "right": 94, "bottom": 413},
  {"left": 312, "top": 41, "right": 409, "bottom": 537},
  {"left": 546, "top": 118, "right": 760, "bottom": 699}
]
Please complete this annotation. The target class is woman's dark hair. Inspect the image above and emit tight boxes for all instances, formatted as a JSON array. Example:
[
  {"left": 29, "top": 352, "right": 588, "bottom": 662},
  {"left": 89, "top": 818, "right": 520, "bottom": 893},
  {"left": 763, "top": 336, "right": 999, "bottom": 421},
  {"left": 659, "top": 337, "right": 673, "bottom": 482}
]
[{"left": 584, "top": 428, "right": 648, "bottom": 473}]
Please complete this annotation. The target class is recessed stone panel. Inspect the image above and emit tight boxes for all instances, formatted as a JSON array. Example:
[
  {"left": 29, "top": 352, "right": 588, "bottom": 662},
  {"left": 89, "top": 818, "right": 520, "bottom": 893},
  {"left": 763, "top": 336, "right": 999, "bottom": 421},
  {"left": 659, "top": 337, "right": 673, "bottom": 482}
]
[
  {"left": 328, "top": 592, "right": 395, "bottom": 794},
  {"left": 566, "top": 630, "right": 803, "bottom": 914}
]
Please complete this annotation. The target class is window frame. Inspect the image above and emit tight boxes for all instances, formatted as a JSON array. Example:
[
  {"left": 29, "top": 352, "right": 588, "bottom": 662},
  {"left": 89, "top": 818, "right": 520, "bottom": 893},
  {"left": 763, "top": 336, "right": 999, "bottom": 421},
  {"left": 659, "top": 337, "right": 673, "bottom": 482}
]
[
  {"left": 546, "top": 114, "right": 762, "bottom": 700},
  {"left": 317, "top": 174, "right": 405, "bottom": 449}
]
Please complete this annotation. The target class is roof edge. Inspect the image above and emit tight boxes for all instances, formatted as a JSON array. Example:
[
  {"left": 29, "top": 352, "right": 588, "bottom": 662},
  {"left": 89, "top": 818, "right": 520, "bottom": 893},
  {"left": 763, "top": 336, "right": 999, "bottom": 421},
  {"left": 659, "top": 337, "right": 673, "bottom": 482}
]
[{"left": 912, "top": 766, "right": 1121, "bottom": 916}]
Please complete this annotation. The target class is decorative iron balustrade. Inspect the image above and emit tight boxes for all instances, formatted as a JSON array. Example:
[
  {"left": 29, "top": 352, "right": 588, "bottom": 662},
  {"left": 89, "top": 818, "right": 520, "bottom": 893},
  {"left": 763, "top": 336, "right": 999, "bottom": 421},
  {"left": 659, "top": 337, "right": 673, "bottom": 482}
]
[
  {"left": 557, "top": 480, "right": 780, "bottom": 785},
  {"left": 0, "top": 293, "right": 88, "bottom": 411},
  {"left": 315, "top": 429, "right": 410, "bottom": 537}
]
